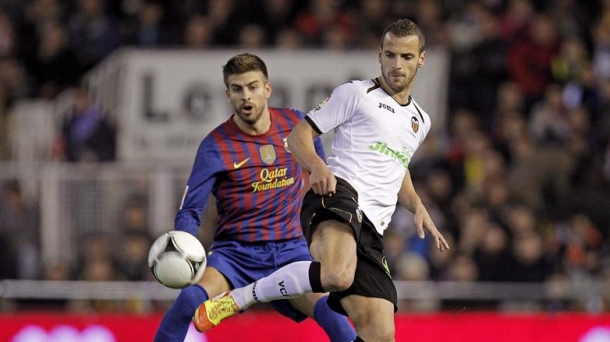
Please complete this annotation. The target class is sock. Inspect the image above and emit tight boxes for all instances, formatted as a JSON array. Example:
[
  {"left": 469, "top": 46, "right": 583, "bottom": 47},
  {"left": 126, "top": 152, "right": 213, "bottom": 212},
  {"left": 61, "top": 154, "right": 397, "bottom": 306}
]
[
  {"left": 353, "top": 337, "right": 365, "bottom": 342},
  {"left": 314, "top": 295, "right": 357, "bottom": 342},
  {"left": 153, "top": 285, "right": 208, "bottom": 342},
  {"left": 232, "top": 261, "right": 313, "bottom": 309},
  {"left": 308, "top": 261, "right": 324, "bottom": 292}
]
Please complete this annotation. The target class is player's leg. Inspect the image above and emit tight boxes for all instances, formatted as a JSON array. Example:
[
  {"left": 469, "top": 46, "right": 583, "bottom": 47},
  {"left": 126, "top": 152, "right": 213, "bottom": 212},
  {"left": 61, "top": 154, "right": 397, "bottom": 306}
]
[
  {"left": 308, "top": 220, "right": 358, "bottom": 292},
  {"left": 192, "top": 221, "right": 357, "bottom": 332},
  {"left": 193, "top": 180, "right": 362, "bottom": 332},
  {"left": 226, "top": 220, "right": 356, "bottom": 307},
  {"left": 288, "top": 293, "right": 357, "bottom": 342},
  {"left": 266, "top": 236, "right": 356, "bottom": 341},
  {"left": 154, "top": 267, "right": 230, "bottom": 342},
  {"left": 232, "top": 190, "right": 361, "bottom": 305},
  {"left": 340, "top": 295, "right": 395, "bottom": 342},
  {"left": 324, "top": 215, "right": 398, "bottom": 342}
]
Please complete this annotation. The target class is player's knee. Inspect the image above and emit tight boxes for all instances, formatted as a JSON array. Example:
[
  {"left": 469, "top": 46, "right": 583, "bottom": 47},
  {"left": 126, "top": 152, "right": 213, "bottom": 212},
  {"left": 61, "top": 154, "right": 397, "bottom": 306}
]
[
  {"left": 321, "top": 267, "right": 355, "bottom": 292},
  {"left": 352, "top": 317, "right": 395, "bottom": 342}
]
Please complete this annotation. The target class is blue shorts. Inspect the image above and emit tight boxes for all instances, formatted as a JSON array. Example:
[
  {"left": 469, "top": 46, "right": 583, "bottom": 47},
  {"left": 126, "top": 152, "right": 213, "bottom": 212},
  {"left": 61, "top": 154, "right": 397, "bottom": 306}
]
[{"left": 206, "top": 238, "right": 313, "bottom": 322}]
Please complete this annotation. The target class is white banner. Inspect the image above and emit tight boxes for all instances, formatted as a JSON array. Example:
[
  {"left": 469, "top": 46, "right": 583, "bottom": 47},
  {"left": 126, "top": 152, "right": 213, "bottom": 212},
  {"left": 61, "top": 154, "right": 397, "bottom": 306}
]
[{"left": 87, "top": 48, "right": 448, "bottom": 162}]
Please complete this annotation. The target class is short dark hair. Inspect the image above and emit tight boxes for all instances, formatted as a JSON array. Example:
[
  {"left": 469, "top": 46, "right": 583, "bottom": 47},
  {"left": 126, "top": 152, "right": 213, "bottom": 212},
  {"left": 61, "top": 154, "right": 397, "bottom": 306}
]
[
  {"left": 380, "top": 19, "right": 426, "bottom": 52},
  {"left": 222, "top": 53, "right": 269, "bottom": 87}
]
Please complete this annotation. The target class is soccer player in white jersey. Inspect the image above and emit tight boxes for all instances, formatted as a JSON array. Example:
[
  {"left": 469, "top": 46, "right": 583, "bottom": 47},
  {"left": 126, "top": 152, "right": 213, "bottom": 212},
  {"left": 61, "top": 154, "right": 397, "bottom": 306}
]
[{"left": 193, "top": 18, "right": 450, "bottom": 342}]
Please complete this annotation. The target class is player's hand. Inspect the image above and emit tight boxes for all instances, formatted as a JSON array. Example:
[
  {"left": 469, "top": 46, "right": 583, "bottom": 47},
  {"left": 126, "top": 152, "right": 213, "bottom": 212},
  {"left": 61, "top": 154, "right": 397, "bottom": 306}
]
[
  {"left": 308, "top": 165, "right": 337, "bottom": 196},
  {"left": 413, "top": 203, "right": 450, "bottom": 251}
]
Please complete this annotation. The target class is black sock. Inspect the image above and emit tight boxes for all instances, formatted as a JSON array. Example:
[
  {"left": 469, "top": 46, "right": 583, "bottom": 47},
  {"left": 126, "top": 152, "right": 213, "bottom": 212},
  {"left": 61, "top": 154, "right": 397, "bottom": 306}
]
[
  {"left": 308, "top": 261, "right": 325, "bottom": 293},
  {"left": 353, "top": 337, "right": 365, "bottom": 342}
]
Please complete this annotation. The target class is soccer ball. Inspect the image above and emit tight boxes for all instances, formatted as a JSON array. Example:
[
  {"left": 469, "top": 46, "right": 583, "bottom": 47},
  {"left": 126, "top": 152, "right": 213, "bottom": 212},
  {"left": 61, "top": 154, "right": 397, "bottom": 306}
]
[{"left": 148, "top": 231, "right": 207, "bottom": 289}]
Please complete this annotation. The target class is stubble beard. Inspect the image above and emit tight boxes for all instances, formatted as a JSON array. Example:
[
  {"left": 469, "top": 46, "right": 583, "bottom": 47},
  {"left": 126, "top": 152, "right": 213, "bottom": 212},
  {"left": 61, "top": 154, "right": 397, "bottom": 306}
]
[
  {"left": 238, "top": 106, "right": 264, "bottom": 126},
  {"left": 382, "top": 67, "right": 418, "bottom": 94}
]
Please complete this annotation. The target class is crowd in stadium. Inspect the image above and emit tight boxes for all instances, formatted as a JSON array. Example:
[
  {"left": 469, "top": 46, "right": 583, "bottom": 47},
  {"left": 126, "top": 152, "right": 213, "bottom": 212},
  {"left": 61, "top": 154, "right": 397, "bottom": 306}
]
[{"left": 0, "top": 0, "right": 609, "bottom": 313}]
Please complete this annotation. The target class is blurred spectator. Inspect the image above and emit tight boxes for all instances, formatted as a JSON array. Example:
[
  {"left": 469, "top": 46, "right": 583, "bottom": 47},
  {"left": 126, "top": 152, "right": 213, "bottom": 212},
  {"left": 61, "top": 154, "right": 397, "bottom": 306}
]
[
  {"left": 0, "top": 56, "right": 29, "bottom": 160},
  {"left": 24, "top": 21, "right": 81, "bottom": 98},
  {"left": 0, "top": 220, "right": 15, "bottom": 279},
  {"left": 322, "top": 22, "right": 353, "bottom": 51},
  {"left": 206, "top": 0, "right": 240, "bottom": 46},
  {"left": 445, "top": 0, "right": 488, "bottom": 53},
  {"left": 121, "top": 1, "right": 173, "bottom": 47},
  {"left": 562, "top": 62, "right": 601, "bottom": 122},
  {"left": 551, "top": 35, "right": 589, "bottom": 86},
  {"left": 19, "top": 0, "right": 66, "bottom": 58},
  {"left": 0, "top": 57, "right": 30, "bottom": 105},
  {"left": 354, "top": 0, "right": 391, "bottom": 49},
  {"left": 275, "top": 27, "right": 304, "bottom": 50},
  {"left": 118, "top": 232, "right": 152, "bottom": 281},
  {"left": 20, "top": 258, "right": 74, "bottom": 310},
  {"left": 498, "top": 0, "right": 533, "bottom": 40},
  {"left": 237, "top": 24, "right": 268, "bottom": 49},
  {"left": 563, "top": 214, "right": 605, "bottom": 278},
  {"left": 53, "top": 86, "right": 116, "bottom": 162},
  {"left": 473, "top": 223, "right": 510, "bottom": 282},
  {"left": 115, "top": 194, "right": 153, "bottom": 280},
  {"left": 120, "top": 194, "right": 150, "bottom": 236},
  {"left": 528, "top": 83, "right": 569, "bottom": 144},
  {"left": 294, "top": 0, "right": 355, "bottom": 47},
  {"left": 449, "top": 6, "right": 509, "bottom": 128},
  {"left": 0, "top": 180, "right": 39, "bottom": 279},
  {"left": 254, "top": 0, "right": 299, "bottom": 45},
  {"left": 182, "top": 14, "right": 214, "bottom": 48},
  {"left": 428, "top": 232, "right": 456, "bottom": 281},
  {"left": 413, "top": 0, "right": 448, "bottom": 47},
  {"left": 446, "top": 253, "right": 479, "bottom": 281},
  {"left": 591, "top": 13, "right": 610, "bottom": 81},
  {"left": 394, "top": 252, "right": 440, "bottom": 312},
  {"left": 507, "top": 133, "right": 575, "bottom": 214},
  {"left": 506, "top": 230, "right": 553, "bottom": 282},
  {"left": 67, "top": 0, "right": 120, "bottom": 71},
  {"left": 507, "top": 13, "right": 560, "bottom": 111},
  {"left": 0, "top": 9, "right": 17, "bottom": 58}
]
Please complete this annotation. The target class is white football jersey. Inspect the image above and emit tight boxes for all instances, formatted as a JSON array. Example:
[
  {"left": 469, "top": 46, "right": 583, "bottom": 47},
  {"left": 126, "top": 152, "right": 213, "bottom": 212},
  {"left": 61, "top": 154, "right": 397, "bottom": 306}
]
[{"left": 306, "top": 78, "right": 431, "bottom": 235}]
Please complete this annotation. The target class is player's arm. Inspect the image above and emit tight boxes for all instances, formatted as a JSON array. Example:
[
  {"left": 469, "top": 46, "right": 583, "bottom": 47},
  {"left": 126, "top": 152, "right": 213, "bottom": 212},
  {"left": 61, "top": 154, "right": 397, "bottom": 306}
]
[
  {"left": 397, "top": 169, "right": 449, "bottom": 251},
  {"left": 200, "top": 194, "right": 219, "bottom": 231},
  {"left": 288, "top": 120, "right": 335, "bottom": 195},
  {"left": 175, "top": 136, "right": 223, "bottom": 236}
]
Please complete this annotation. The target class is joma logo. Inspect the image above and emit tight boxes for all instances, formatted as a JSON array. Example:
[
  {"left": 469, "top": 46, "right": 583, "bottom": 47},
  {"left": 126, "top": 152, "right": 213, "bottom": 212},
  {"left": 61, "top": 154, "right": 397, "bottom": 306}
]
[{"left": 378, "top": 103, "right": 395, "bottom": 113}]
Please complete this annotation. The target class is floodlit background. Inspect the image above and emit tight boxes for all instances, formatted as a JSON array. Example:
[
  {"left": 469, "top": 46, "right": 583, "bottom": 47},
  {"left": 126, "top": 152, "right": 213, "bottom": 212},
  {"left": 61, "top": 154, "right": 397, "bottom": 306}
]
[{"left": 0, "top": 0, "right": 609, "bottom": 341}]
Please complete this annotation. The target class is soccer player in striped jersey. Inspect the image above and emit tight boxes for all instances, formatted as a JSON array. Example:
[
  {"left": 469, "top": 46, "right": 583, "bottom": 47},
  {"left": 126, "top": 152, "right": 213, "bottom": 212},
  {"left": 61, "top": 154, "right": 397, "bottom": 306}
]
[
  {"left": 194, "top": 19, "right": 450, "bottom": 341},
  {"left": 154, "top": 53, "right": 356, "bottom": 342}
]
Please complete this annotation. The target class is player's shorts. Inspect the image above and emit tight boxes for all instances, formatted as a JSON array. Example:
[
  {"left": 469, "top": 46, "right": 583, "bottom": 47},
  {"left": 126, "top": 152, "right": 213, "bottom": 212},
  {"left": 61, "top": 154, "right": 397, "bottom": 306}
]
[
  {"left": 300, "top": 176, "right": 398, "bottom": 315},
  {"left": 206, "top": 238, "right": 313, "bottom": 322}
]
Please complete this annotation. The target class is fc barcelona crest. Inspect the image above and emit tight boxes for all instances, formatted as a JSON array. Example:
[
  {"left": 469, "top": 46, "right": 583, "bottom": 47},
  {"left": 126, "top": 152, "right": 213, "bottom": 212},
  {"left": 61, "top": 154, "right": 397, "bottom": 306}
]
[
  {"left": 259, "top": 145, "right": 276, "bottom": 165},
  {"left": 411, "top": 116, "right": 420, "bottom": 133}
]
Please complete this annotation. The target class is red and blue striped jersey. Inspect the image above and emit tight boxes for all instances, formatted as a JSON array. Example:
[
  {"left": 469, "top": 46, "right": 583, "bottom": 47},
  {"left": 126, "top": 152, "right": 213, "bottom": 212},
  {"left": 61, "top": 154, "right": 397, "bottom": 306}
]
[{"left": 175, "top": 108, "right": 325, "bottom": 243}]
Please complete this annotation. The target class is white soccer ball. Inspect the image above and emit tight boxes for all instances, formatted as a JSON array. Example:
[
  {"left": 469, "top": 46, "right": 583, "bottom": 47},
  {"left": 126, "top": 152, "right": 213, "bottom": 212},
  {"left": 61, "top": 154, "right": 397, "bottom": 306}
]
[{"left": 148, "top": 231, "right": 207, "bottom": 289}]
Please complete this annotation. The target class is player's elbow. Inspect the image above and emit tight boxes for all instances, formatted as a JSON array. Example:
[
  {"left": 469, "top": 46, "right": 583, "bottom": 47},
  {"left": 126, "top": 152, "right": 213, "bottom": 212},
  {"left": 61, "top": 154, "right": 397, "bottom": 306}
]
[{"left": 288, "top": 121, "right": 316, "bottom": 146}]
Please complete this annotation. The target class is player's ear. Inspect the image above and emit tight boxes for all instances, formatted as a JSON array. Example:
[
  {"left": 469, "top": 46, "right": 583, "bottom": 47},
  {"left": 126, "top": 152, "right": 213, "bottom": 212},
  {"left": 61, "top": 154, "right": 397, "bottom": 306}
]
[
  {"left": 418, "top": 51, "right": 426, "bottom": 68},
  {"left": 265, "top": 81, "right": 272, "bottom": 99},
  {"left": 225, "top": 89, "right": 230, "bottom": 100}
]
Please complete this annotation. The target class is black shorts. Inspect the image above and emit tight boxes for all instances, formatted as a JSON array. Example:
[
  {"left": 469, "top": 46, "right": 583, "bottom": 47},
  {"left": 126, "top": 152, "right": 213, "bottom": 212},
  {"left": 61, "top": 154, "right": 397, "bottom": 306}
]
[{"left": 300, "top": 177, "right": 398, "bottom": 315}]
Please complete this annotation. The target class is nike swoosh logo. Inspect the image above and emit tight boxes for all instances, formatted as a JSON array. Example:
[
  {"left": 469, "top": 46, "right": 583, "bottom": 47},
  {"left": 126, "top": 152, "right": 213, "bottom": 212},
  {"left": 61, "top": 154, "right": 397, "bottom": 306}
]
[{"left": 233, "top": 158, "right": 250, "bottom": 169}]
